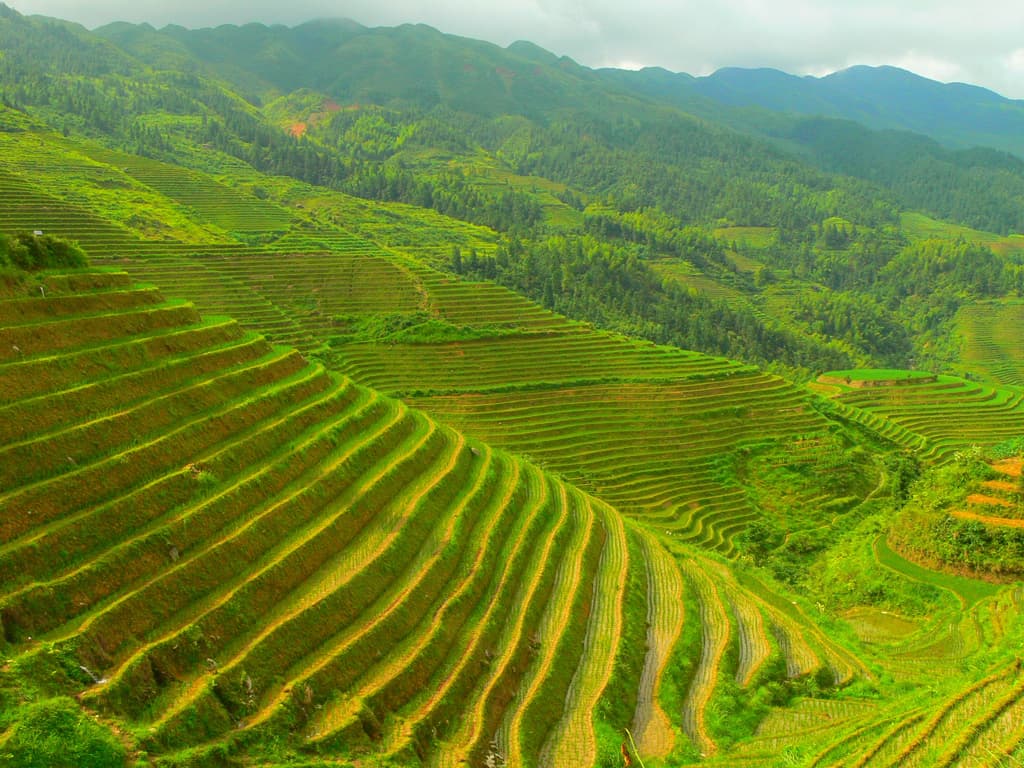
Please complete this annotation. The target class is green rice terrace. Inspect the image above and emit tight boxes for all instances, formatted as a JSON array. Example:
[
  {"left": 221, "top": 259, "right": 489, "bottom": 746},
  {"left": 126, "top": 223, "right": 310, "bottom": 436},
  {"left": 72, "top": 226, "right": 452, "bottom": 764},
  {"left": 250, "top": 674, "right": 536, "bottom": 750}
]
[
  {"left": 956, "top": 300, "right": 1024, "bottom": 389},
  {"left": 3, "top": 13, "right": 1024, "bottom": 766},
  {"left": 820, "top": 370, "right": 1024, "bottom": 463},
  {"left": 4, "top": 241, "right": 1024, "bottom": 767},
  {"left": 0, "top": 268, "right": 874, "bottom": 767},
  {"left": 3, "top": 170, "right": 1024, "bottom": 768},
  {"left": 102, "top": 245, "right": 855, "bottom": 557}
]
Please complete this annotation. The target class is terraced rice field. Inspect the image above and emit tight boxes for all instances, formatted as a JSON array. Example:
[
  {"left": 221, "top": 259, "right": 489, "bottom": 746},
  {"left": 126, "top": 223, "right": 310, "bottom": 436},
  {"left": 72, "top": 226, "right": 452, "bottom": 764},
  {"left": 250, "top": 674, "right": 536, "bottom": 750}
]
[
  {"left": 411, "top": 373, "right": 829, "bottom": 554},
  {"left": 95, "top": 248, "right": 424, "bottom": 356},
  {"left": 0, "top": 132, "right": 230, "bottom": 243},
  {"left": 341, "top": 331, "right": 742, "bottom": 393},
  {"left": 0, "top": 169, "right": 193, "bottom": 256},
  {"left": 957, "top": 300, "right": 1024, "bottom": 388},
  {"left": 3, "top": 270, "right": 861, "bottom": 766},
  {"left": 829, "top": 373, "right": 1024, "bottom": 462},
  {"left": 799, "top": 659, "right": 1024, "bottom": 767},
  {"left": 5, "top": 110, "right": 1024, "bottom": 768},
  {"left": 0, "top": 140, "right": 357, "bottom": 269},
  {"left": 0, "top": 128, "right": 293, "bottom": 237},
  {"left": 710, "top": 697, "right": 881, "bottom": 765},
  {"left": 79, "top": 144, "right": 295, "bottom": 234},
  {"left": 0, "top": 166, "right": 298, "bottom": 262},
  {"left": 412, "top": 268, "right": 576, "bottom": 332},
  {"left": 85, "top": 240, "right": 833, "bottom": 555},
  {"left": 654, "top": 553, "right": 863, "bottom": 762},
  {"left": 951, "top": 458, "right": 1024, "bottom": 530}
]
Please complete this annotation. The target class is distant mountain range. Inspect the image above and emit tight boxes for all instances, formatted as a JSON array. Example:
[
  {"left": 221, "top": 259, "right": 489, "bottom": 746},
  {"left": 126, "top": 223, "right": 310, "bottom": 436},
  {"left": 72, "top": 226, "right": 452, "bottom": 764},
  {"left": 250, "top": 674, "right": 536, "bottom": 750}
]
[
  {"left": 607, "top": 64, "right": 1024, "bottom": 158},
  {"left": 88, "top": 14, "right": 1024, "bottom": 158}
]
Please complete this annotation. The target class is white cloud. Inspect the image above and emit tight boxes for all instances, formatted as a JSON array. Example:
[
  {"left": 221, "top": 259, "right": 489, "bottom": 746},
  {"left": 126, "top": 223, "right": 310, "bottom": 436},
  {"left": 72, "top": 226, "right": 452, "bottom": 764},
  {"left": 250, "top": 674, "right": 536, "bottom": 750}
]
[
  {"left": 1007, "top": 49, "right": 1024, "bottom": 73},
  {"left": 609, "top": 60, "right": 650, "bottom": 72}
]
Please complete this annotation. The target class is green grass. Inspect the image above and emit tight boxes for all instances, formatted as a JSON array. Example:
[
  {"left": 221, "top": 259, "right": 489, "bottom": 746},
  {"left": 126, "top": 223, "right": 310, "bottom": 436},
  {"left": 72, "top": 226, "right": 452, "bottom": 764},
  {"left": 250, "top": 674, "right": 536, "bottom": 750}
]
[
  {"left": 873, "top": 535, "right": 999, "bottom": 610},
  {"left": 713, "top": 226, "right": 777, "bottom": 248},
  {"left": 821, "top": 368, "right": 934, "bottom": 383},
  {"left": 900, "top": 211, "right": 1024, "bottom": 256},
  {"left": 1, "top": 697, "right": 126, "bottom": 768}
]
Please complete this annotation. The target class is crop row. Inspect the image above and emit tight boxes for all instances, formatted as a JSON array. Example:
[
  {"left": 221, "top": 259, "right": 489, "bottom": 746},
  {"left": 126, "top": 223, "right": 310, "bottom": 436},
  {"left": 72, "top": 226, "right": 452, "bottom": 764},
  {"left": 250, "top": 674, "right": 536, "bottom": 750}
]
[
  {"left": 70, "top": 142, "right": 295, "bottom": 233},
  {"left": 339, "top": 332, "right": 742, "bottom": 394},
  {"left": 94, "top": 248, "right": 425, "bottom": 355},
  {"left": 411, "top": 268, "right": 575, "bottom": 332},
  {"left": 801, "top": 660, "right": 1024, "bottom": 767},
  {"left": 836, "top": 375, "right": 1024, "bottom": 461},
  {"left": 630, "top": 530, "right": 685, "bottom": 758},
  {"left": 957, "top": 300, "right": 1024, "bottom": 388},
  {"left": 413, "top": 378, "right": 827, "bottom": 553},
  {"left": 1, "top": 271, "right": 734, "bottom": 767}
]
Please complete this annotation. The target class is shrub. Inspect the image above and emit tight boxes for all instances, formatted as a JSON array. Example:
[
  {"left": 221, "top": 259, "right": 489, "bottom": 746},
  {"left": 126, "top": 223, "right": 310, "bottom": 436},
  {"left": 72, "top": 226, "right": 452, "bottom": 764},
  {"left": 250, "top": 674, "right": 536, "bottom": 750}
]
[
  {"left": 3, "top": 696, "right": 127, "bottom": 767},
  {"left": 0, "top": 232, "right": 88, "bottom": 271}
]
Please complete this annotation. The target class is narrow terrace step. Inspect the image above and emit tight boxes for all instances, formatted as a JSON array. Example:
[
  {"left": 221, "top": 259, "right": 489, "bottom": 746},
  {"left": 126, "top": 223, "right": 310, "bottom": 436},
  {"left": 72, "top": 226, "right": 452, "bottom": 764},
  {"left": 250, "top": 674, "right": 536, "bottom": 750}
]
[
  {"left": 0, "top": 302, "right": 200, "bottom": 362},
  {"left": 0, "top": 333, "right": 270, "bottom": 446},
  {"left": 0, "top": 286, "right": 165, "bottom": 326},
  {"left": 631, "top": 531, "right": 685, "bottom": 760},
  {"left": 0, "top": 374, "right": 367, "bottom": 594},
  {"left": 0, "top": 348, "right": 306, "bottom": 489},
  {"left": 0, "top": 359, "right": 326, "bottom": 547},
  {"left": 0, "top": 318, "right": 243, "bottom": 405},
  {"left": 501, "top": 486, "right": 600, "bottom": 766}
]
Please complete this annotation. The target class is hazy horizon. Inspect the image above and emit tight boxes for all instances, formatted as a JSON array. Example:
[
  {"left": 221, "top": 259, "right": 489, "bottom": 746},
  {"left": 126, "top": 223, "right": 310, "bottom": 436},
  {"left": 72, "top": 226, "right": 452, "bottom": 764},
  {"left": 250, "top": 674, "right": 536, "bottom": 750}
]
[{"left": 7, "top": 0, "right": 1024, "bottom": 99}]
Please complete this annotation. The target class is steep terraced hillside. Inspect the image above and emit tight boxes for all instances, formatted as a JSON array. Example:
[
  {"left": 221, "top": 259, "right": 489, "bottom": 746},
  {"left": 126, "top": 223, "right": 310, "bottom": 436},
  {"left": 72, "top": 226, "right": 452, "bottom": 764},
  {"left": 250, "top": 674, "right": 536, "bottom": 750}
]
[
  {"left": 101, "top": 248, "right": 423, "bottom": 356},
  {"left": 824, "top": 371, "right": 1024, "bottom": 462},
  {"left": 957, "top": 299, "right": 1024, "bottom": 388},
  {"left": 0, "top": 130, "right": 294, "bottom": 241},
  {"left": 0, "top": 269, "right": 862, "bottom": 767},
  {"left": 100, "top": 244, "right": 857, "bottom": 557},
  {"left": 0, "top": 129, "right": 379, "bottom": 266}
]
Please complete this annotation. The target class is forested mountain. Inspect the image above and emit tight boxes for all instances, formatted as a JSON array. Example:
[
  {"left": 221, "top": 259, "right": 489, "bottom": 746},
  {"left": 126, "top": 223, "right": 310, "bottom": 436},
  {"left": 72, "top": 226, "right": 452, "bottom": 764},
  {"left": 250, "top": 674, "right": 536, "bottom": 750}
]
[
  {"left": 2, "top": 3, "right": 1024, "bottom": 375},
  {"left": 4, "top": 5, "right": 1024, "bottom": 766},
  {"left": 607, "top": 63, "right": 1024, "bottom": 159}
]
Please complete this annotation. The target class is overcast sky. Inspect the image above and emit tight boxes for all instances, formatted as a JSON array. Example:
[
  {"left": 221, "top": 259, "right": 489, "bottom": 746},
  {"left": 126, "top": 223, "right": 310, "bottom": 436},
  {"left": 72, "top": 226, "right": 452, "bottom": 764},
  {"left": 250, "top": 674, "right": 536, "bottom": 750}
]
[{"left": 11, "top": 0, "right": 1024, "bottom": 99}]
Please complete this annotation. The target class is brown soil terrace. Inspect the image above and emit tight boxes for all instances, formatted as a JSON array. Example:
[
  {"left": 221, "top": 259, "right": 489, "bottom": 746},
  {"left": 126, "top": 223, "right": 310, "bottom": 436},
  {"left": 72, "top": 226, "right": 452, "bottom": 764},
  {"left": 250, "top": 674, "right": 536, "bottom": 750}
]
[
  {"left": 966, "top": 493, "right": 1015, "bottom": 509},
  {"left": 953, "top": 508, "right": 1024, "bottom": 528},
  {"left": 993, "top": 457, "right": 1024, "bottom": 477}
]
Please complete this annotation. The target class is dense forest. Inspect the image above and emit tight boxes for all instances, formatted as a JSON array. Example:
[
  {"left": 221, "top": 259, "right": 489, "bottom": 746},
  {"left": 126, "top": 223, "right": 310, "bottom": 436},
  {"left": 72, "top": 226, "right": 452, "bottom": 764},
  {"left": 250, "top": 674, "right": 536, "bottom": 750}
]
[{"left": 451, "top": 236, "right": 853, "bottom": 372}]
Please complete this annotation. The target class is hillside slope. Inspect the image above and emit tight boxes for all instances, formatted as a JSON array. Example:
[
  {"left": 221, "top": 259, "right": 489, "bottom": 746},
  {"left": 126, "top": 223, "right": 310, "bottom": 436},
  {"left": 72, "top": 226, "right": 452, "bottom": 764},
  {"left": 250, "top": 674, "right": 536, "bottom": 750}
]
[
  {"left": 3, "top": 9, "right": 1024, "bottom": 766},
  {"left": 0, "top": 269, "right": 865, "bottom": 767}
]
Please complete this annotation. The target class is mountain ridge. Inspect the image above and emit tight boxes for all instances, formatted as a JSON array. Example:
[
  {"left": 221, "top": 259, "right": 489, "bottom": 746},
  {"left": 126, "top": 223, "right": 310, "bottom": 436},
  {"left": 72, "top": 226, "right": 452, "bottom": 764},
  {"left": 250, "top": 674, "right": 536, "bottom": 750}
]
[{"left": 80, "top": 7, "right": 1024, "bottom": 156}]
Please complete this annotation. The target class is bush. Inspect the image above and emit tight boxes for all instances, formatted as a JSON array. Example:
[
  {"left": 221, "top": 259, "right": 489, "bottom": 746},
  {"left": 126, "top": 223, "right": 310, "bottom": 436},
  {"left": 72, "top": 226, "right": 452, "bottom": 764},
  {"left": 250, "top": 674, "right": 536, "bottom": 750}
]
[
  {"left": 2, "top": 697, "right": 127, "bottom": 768},
  {"left": 0, "top": 232, "right": 88, "bottom": 271}
]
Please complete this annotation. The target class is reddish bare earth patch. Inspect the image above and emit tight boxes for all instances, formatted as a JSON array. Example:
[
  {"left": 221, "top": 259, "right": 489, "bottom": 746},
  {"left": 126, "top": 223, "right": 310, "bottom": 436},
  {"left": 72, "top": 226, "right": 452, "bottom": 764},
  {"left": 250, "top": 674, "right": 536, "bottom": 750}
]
[
  {"left": 953, "top": 509, "right": 1024, "bottom": 528},
  {"left": 967, "top": 493, "right": 1015, "bottom": 509},
  {"left": 982, "top": 479, "right": 1018, "bottom": 493},
  {"left": 993, "top": 457, "right": 1024, "bottom": 477}
]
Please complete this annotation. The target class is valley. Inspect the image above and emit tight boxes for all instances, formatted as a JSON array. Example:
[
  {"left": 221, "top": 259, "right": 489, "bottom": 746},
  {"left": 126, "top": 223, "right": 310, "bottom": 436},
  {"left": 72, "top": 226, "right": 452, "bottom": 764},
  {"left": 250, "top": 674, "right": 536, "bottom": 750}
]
[{"left": 1, "top": 5, "right": 1024, "bottom": 767}]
